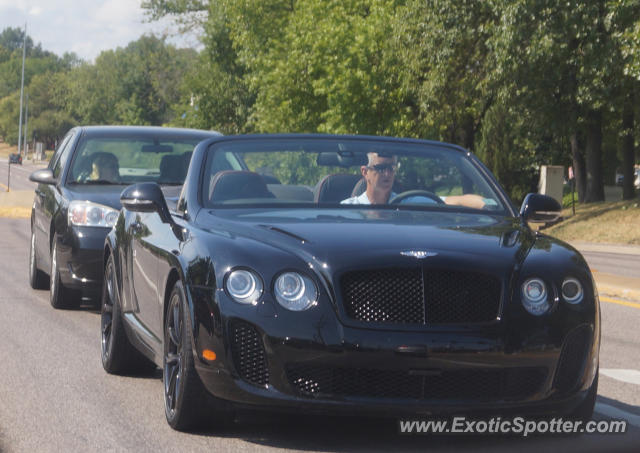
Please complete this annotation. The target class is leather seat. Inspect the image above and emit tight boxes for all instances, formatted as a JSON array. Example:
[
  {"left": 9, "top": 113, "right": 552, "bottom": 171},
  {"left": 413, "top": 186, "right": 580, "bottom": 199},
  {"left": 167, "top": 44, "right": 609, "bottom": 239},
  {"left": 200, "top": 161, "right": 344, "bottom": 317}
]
[
  {"left": 209, "top": 171, "right": 275, "bottom": 203},
  {"left": 314, "top": 173, "right": 362, "bottom": 203},
  {"left": 159, "top": 155, "right": 185, "bottom": 183}
]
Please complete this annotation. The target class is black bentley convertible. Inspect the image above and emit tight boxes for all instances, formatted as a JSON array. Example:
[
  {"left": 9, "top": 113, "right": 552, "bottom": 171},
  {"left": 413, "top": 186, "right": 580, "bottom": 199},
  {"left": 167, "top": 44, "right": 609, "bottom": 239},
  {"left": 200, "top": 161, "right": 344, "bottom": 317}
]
[{"left": 101, "top": 135, "right": 600, "bottom": 430}]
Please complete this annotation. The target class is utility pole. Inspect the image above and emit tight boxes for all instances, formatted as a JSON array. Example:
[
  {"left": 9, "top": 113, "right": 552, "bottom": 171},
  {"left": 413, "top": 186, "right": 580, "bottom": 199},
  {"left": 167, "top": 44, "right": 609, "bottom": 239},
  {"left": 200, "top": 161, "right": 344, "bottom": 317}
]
[
  {"left": 24, "top": 93, "right": 29, "bottom": 159},
  {"left": 17, "top": 23, "right": 27, "bottom": 159}
]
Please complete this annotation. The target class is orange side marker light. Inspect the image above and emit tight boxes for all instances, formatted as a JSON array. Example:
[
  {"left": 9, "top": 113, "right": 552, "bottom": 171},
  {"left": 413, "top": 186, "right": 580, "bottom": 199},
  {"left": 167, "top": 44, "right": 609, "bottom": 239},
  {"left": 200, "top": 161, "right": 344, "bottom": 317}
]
[{"left": 202, "top": 349, "right": 217, "bottom": 361}]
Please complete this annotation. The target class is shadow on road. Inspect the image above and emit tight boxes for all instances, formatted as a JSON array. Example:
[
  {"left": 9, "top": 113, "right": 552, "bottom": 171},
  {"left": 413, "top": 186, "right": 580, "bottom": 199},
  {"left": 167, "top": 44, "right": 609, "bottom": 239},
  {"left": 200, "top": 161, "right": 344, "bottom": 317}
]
[{"left": 177, "top": 403, "right": 638, "bottom": 452}]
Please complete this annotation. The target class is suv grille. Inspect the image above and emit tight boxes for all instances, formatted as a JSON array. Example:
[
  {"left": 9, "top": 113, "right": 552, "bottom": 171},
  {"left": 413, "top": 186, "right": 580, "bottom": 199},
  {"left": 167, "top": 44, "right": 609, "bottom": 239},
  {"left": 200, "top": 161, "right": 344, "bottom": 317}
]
[
  {"left": 341, "top": 268, "right": 501, "bottom": 324},
  {"left": 286, "top": 365, "right": 546, "bottom": 401}
]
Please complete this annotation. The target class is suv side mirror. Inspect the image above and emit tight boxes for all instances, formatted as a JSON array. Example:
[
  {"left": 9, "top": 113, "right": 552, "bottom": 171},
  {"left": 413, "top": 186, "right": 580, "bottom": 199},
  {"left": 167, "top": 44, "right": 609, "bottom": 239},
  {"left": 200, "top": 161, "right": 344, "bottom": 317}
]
[
  {"left": 120, "top": 183, "right": 172, "bottom": 224},
  {"left": 29, "top": 169, "right": 56, "bottom": 185},
  {"left": 519, "top": 193, "right": 562, "bottom": 223}
]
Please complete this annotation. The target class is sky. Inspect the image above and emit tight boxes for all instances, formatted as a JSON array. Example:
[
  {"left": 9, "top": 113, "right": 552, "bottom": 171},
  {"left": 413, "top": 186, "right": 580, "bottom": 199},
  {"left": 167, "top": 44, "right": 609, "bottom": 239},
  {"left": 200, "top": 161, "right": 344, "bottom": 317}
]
[{"left": 0, "top": 0, "right": 199, "bottom": 61}]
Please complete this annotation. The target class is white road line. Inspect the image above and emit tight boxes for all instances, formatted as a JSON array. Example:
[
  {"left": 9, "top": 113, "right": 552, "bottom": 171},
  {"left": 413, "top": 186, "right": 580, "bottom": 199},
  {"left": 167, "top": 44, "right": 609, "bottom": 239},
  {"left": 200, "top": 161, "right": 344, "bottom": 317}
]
[
  {"left": 600, "top": 369, "right": 640, "bottom": 386},
  {"left": 595, "top": 402, "right": 640, "bottom": 427}
]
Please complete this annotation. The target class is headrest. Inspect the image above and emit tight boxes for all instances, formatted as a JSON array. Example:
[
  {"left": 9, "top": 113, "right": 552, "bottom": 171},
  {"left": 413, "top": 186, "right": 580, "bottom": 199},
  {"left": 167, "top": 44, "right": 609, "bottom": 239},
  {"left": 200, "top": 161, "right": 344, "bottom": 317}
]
[
  {"left": 314, "top": 173, "right": 362, "bottom": 203},
  {"left": 209, "top": 171, "right": 274, "bottom": 203},
  {"left": 159, "top": 155, "right": 186, "bottom": 183}
]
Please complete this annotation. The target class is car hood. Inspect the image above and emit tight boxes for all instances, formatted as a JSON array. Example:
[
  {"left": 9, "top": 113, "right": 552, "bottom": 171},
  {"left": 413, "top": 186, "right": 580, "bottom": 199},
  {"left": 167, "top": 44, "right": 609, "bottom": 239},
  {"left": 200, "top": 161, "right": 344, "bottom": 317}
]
[
  {"left": 63, "top": 184, "right": 182, "bottom": 211},
  {"left": 197, "top": 208, "right": 535, "bottom": 275}
]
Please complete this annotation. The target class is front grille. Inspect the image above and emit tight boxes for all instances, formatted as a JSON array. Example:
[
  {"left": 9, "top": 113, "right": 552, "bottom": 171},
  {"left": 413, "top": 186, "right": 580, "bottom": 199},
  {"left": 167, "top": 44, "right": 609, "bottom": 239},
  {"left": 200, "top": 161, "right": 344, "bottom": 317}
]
[
  {"left": 286, "top": 365, "right": 546, "bottom": 401},
  {"left": 342, "top": 268, "right": 424, "bottom": 323},
  {"left": 554, "top": 325, "right": 593, "bottom": 393},
  {"left": 341, "top": 268, "right": 501, "bottom": 324},
  {"left": 229, "top": 320, "right": 269, "bottom": 387}
]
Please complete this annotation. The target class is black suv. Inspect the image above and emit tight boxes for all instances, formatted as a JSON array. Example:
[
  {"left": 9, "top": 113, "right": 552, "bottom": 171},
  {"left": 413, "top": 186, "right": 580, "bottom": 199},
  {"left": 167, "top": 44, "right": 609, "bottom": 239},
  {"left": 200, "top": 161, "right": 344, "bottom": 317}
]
[{"left": 28, "top": 126, "right": 220, "bottom": 308}]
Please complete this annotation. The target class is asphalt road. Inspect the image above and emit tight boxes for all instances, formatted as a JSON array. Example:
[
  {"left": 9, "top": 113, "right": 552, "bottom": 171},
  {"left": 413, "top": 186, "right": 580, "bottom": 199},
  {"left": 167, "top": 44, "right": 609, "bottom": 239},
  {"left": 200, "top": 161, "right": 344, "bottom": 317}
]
[
  {"left": 580, "top": 251, "right": 640, "bottom": 279},
  {"left": 0, "top": 218, "right": 639, "bottom": 452},
  {"left": 0, "top": 159, "right": 42, "bottom": 192}
]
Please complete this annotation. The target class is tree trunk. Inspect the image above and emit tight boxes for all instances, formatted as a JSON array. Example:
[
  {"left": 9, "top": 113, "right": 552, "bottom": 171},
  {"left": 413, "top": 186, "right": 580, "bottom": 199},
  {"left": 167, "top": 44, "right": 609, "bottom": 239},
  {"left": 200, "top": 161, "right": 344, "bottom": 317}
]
[
  {"left": 622, "top": 82, "right": 636, "bottom": 200},
  {"left": 584, "top": 109, "right": 605, "bottom": 203},
  {"left": 571, "top": 132, "right": 586, "bottom": 202}
]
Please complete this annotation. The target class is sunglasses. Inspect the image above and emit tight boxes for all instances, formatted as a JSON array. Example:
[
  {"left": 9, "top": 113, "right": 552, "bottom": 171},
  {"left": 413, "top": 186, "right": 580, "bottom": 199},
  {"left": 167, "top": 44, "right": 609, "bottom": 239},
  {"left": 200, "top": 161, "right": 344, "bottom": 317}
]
[{"left": 367, "top": 163, "right": 397, "bottom": 174}]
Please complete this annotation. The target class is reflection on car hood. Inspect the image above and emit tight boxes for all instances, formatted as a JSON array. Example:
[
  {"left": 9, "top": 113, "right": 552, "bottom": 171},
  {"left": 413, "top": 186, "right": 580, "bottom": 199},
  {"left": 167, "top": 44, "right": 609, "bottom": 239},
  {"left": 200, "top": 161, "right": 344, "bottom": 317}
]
[
  {"left": 64, "top": 184, "right": 181, "bottom": 211},
  {"left": 64, "top": 185, "right": 126, "bottom": 210},
  {"left": 198, "top": 208, "right": 534, "bottom": 272}
]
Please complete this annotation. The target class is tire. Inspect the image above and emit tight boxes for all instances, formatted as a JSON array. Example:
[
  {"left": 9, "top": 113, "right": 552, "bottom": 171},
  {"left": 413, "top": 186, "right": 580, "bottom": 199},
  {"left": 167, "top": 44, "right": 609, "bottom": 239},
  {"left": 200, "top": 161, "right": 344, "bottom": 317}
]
[
  {"left": 567, "top": 369, "right": 598, "bottom": 423},
  {"left": 101, "top": 254, "right": 156, "bottom": 375},
  {"left": 50, "top": 236, "right": 75, "bottom": 309},
  {"left": 163, "top": 281, "right": 229, "bottom": 431},
  {"left": 29, "top": 228, "right": 48, "bottom": 290}
]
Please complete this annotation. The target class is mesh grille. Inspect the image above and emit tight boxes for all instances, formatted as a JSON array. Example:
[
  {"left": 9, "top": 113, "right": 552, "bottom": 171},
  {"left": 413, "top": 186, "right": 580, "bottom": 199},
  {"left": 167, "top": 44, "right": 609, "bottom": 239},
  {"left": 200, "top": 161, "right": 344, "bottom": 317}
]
[
  {"left": 554, "top": 325, "right": 592, "bottom": 393},
  {"left": 424, "top": 270, "right": 501, "bottom": 323},
  {"left": 342, "top": 268, "right": 424, "bottom": 323},
  {"left": 340, "top": 268, "right": 501, "bottom": 324},
  {"left": 286, "top": 365, "right": 546, "bottom": 401},
  {"left": 229, "top": 320, "right": 269, "bottom": 387}
]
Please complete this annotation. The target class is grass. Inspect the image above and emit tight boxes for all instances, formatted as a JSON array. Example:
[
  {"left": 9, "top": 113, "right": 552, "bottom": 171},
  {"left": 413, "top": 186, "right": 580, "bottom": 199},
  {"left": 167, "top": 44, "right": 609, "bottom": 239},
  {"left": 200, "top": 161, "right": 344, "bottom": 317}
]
[
  {"left": 544, "top": 199, "right": 640, "bottom": 245},
  {"left": 0, "top": 207, "right": 31, "bottom": 218},
  {"left": 0, "top": 140, "right": 16, "bottom": 159}
]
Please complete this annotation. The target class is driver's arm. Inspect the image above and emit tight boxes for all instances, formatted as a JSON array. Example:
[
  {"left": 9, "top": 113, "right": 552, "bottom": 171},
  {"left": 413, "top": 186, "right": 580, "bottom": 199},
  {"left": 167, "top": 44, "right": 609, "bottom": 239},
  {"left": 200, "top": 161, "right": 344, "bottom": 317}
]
[{"left": 443, "top": 194, "right": 486, "bottom": 209}]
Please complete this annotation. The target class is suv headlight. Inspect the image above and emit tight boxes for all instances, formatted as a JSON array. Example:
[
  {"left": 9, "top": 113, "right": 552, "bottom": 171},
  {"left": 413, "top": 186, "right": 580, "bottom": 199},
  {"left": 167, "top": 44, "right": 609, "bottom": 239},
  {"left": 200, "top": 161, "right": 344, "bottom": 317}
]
[
  {"left": 274, "top": 272, "right": 317, "bottom": 311},
  {"left": 68, "top": 201, "right": 119, "bottom": 227},
  {"left": 521, "top": 278, "right": 550, "bottom": 315},
  {"left": 225, "top": 269, "right": 263, "bottom": 304}
]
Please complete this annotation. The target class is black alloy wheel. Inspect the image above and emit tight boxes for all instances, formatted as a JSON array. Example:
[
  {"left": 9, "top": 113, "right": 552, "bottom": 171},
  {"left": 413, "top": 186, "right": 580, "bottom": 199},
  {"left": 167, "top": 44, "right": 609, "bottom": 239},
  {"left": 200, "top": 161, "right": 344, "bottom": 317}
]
[
  {"left": 101, "top": 254, "right": 155, "bottom": 375},
  {"left": 163, "top": 281, "right": 229, "bottom": 431},
  {"left": 49, "top": 236, "right": 71, "bottom": 309},
  {"left": 29, "top": 228, "right": 48, "bottom": 289}
]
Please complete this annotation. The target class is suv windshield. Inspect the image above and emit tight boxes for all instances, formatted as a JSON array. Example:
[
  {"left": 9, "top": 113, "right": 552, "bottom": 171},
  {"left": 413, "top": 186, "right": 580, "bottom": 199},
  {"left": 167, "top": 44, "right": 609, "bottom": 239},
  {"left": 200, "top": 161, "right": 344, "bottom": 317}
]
[
  {"left": 67, "top": 136, "right": 207, "bottom": 185},
  {"left": 203, "top": 138, "right": 506, "bottom": 213}
]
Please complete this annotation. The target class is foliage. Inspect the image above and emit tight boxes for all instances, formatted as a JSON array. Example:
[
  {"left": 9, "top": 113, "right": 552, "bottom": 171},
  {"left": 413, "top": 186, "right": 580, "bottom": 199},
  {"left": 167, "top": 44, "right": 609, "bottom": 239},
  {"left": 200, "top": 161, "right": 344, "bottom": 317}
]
[{"left": 2, "top": 0, "right": 640, "bottom": 204}]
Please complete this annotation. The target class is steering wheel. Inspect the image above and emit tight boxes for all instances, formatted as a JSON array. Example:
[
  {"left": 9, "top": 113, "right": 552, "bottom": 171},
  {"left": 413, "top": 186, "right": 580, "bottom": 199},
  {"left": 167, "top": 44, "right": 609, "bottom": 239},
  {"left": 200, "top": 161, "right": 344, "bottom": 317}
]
[{"left": 389, "top": 190, "right": 445, "bottom": 205}]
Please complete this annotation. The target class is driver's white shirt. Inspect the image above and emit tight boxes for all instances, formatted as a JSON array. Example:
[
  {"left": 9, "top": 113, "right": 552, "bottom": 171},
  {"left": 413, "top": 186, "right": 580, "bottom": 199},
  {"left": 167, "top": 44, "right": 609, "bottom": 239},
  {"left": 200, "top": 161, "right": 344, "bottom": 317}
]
[{"left": 340, "top": 191, "right": 397, "bottom": 204}]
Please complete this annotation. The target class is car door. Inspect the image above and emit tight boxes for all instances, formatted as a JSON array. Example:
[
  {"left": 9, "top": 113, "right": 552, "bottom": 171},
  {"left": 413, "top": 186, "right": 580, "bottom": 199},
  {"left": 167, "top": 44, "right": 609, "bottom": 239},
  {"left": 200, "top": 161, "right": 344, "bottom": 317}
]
[
  {"left": 33, "top": 131, "right": 76, "bottom": 268},
  {"left": 128, "top": 211, "right": 169, "bottom": 341}
]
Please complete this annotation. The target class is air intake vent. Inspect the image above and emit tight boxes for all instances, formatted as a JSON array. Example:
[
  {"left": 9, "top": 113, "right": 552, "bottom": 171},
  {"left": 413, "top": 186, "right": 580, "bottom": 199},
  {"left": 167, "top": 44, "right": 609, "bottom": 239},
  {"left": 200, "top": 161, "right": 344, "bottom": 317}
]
[
  {"left": 554, "top": 325, "right": 593, "bottom": 393},
  {"left": 229, "top": 320, "right": 269, "bottom": 387},
  {"left": 286, "top": 365, "right": 546, "bottom": 401}
]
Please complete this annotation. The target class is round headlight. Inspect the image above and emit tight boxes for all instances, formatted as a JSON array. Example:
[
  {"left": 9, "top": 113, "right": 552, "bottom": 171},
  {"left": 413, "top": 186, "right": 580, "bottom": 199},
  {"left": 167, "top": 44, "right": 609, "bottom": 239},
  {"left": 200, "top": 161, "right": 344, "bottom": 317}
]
[
  {"left": 87, "top": 207, "right": 103, "bottom": 225},
  {"left": 521, "top": 278, "right": 550, "bottom": 315},
  {"left": 226, "top": 269, "right": 262, "bottom": 304},
  {"left": 562, "top": 278, "right": 583, "bottom": 304},
  {"left": 274, "top": 272, "right": 317, "bottom": 311}
]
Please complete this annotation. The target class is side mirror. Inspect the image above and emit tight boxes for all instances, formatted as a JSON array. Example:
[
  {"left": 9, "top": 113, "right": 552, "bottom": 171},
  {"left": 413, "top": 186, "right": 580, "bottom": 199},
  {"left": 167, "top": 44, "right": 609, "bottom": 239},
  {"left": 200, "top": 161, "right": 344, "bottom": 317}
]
[
  {"left": 120, "top": 183, "right": 172, "bottom": 224},
  {"left": 29, "top": 169, "right": 56, "bottom": 185},
  {"left": 519, "top": 193, "right": 562, "bottom": 223}
]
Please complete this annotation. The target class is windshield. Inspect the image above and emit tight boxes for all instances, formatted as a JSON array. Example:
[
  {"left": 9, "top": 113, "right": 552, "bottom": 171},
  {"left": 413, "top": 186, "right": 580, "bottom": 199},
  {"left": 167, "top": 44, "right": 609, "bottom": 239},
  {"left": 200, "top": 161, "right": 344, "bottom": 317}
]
[
  {"left": 67, "top": 135, "right": 223, "bottom": 185},
  {"left": 203, "top": 138, "right": 507, "bottom": 213}
]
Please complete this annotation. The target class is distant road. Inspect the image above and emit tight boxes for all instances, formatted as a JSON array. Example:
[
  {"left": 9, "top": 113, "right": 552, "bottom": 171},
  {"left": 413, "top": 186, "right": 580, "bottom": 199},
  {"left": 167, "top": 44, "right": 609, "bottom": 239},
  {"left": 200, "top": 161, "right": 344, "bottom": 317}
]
[
  {"left": 581, "top": 251, "right": 640, "bottom": 280},
  {"left": 0, "top": 159, "right": 43, "bottom": 192}
]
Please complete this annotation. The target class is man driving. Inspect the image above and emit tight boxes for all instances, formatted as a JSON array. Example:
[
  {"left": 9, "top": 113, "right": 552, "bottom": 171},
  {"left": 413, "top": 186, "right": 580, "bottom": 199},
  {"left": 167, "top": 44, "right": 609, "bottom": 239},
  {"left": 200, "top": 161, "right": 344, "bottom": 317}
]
[
  {"left": 341, "top": 152, "right": 398, "bottom": 204},
  {"left": 341, "top": 151, "right": 489, "bottom": 208}
]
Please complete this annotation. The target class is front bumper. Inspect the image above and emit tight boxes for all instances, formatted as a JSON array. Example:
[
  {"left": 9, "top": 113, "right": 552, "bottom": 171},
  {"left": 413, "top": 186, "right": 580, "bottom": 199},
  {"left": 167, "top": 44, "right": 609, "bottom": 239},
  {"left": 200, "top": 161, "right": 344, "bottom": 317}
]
[
  {"left": 189, "top": 288, "right": 600, "bottom": 417},
  {"left": 55, "top": 225, "right": 111, "bottom": 297}
]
